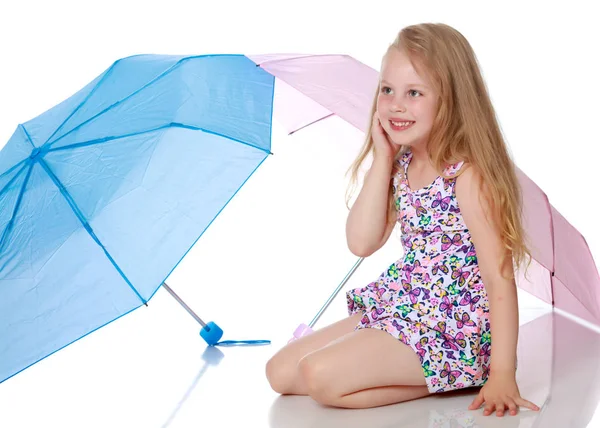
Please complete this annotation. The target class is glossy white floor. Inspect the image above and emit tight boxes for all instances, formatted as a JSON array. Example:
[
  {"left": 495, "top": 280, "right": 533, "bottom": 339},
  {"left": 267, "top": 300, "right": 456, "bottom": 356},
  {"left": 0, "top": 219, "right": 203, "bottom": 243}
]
[{"left": 1, "top": 281, "right": 599, "bottom": 427}]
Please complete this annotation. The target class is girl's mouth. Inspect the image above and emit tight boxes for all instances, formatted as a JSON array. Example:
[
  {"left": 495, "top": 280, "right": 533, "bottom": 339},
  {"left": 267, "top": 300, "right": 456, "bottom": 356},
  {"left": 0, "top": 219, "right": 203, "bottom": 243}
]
[{"left": 389, "top": 120, "right": 415, "bottom": 131}]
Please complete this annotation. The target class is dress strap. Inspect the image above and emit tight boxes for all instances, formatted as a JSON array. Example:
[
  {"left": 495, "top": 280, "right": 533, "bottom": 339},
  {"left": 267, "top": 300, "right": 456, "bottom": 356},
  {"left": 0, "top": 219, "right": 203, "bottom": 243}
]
[
  {"left": 398, "top": 149, "right": 465, "bottom": 178},
  {"left": 398, "top": 150, "right": 412, "bottom": 175},
  {"left": 392, "top": 150, "right": 411, "bottom": 196},
  {"left": 442, "top": 159, "right": 465, "bottom": 177}
]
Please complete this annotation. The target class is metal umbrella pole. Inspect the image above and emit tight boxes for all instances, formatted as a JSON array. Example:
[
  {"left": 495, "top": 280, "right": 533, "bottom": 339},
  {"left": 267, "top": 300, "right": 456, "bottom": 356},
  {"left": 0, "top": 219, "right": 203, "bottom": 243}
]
[
  {"left": 288, "top": 257, "right": 365, "bottom": 342},
  {"left": 162, "top": 282, "right": 220, "bottom": 344},
  {"left": 162, "top": 282, "right": 270, "bottom": 346}
]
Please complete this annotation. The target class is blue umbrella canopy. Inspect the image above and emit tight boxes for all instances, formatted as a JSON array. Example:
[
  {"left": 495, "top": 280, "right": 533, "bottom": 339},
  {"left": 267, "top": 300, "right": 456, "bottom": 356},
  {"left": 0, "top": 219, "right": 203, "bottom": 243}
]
[{"left": 0, "top": 54, "right": 275, "bottom": 383}]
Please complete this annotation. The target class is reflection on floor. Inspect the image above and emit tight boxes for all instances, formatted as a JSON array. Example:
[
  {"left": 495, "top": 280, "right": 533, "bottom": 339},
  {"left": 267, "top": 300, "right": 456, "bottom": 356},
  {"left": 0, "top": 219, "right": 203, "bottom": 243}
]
[
  {"left": 1, "top": 296, "right": 599, "bottom": 427},
  {"left": 268, "top": 309, "right": 600, "bottom": 428}
]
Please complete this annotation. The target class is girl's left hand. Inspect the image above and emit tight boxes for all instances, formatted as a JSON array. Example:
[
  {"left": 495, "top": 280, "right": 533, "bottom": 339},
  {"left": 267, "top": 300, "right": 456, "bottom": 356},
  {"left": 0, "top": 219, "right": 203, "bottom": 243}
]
[{"left": 468, "top": 374, "right": 540, "bottom": 417}]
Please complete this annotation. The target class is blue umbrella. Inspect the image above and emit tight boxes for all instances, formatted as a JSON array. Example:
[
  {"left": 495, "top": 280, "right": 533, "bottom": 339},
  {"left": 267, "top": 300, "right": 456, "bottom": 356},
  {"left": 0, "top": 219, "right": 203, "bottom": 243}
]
[
  {"left": 0, "top": 54, "right": 283, "bottom": 384},
  {"left": 0, "top": 53, "right": 377, "bottom": 384}
]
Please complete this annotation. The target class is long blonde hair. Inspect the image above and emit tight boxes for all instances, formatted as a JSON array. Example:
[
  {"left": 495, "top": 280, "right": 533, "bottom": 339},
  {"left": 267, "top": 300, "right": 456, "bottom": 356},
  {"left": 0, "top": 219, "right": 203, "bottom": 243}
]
[{"left": 345, "top": 23, "right": 532, "bottom": 281}]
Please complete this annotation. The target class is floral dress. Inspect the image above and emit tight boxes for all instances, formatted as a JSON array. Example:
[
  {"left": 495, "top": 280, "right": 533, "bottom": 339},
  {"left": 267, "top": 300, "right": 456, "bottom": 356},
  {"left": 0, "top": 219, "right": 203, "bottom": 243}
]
[{"left": 346, "top": 149, "right": 492, "bottom": 394}]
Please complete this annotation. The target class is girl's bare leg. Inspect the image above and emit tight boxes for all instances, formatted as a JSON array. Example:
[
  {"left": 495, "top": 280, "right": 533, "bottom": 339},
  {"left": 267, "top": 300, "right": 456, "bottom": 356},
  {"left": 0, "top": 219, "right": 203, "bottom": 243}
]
[
  {"left": 297, "top": 327, "right": 431, "bottom": 409},
  {"left": 265, "top": 313, "right": 362, "bottom": 395}
]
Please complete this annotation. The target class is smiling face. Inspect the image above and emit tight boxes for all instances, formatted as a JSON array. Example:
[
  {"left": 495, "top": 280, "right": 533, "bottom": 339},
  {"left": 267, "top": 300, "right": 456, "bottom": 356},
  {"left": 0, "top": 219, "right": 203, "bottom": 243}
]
[{"left": 377, "top": 48, "right": 439, "bottom": 150}]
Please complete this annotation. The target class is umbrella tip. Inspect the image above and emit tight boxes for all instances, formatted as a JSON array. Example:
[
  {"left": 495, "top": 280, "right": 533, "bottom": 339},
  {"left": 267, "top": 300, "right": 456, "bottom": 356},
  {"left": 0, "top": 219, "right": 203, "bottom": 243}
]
[{"left": 200, "top": 321, "right": 224, "bottom": 345}]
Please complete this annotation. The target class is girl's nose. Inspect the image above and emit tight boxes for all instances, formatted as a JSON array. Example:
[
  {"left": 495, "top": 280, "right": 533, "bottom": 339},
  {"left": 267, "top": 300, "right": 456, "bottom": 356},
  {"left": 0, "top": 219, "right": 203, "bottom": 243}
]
[
  {"left": 391, "top": 104, "right": 406, "bottom": 113},
  {"left": 390, "top": 98, "right": 407, "bottom": 112}
]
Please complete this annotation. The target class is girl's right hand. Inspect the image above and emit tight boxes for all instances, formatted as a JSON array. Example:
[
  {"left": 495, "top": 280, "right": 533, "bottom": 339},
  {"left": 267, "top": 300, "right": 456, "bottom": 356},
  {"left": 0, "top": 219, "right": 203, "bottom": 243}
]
[{"left": 371, "top": 111, "right": 402, "bottom": 160}]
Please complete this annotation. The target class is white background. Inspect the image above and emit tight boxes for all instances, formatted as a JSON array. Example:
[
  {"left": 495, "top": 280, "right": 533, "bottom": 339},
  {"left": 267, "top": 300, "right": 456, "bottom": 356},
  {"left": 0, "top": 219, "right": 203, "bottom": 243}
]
[{"left": 0, "top": 1, "right": 598, "bottom": 427}]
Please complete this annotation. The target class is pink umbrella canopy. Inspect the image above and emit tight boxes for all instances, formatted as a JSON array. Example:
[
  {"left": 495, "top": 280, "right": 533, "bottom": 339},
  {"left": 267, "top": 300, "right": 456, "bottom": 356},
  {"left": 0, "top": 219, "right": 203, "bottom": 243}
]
[
  {"left": 248, "top": 53, "right": 600, "bottom": 327},
  {"left": 515, "top": 169, "right": 600, "bottom": 326},
  {"left": 249, "top": 53, "right": 378, "bottom": 135}
]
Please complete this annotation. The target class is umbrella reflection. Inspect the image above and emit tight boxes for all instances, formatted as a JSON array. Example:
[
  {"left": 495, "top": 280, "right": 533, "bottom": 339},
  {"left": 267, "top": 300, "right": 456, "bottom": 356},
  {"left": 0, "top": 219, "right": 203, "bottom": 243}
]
[
  {"left": 162, "top": 346, "right": 224, "bottom": 428},
  {"left": 528, "top": 311, "right": 600, "bottom": 427}
]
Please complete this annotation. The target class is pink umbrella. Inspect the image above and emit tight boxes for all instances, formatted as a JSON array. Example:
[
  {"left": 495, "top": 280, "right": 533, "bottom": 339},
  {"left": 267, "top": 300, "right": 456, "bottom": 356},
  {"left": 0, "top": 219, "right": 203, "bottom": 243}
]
[
  {"left": 249, "top": 53, "right": 378, "bottom": 134},
  {"left": 515, "top": 170, "right": 600, "bottom": 326},
  {"left": 247, "top": 53, "right": 600, "bottom": 335}
]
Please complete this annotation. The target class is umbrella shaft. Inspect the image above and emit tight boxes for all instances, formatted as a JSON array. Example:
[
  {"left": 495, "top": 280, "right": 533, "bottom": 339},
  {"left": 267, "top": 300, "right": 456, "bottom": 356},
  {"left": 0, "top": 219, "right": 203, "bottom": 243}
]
[
  {"left": 309, "top": 257, "right": 364, "bottom": 328},
  {"left": 162, "top": 282, "right": 206, "bottom": 327}
]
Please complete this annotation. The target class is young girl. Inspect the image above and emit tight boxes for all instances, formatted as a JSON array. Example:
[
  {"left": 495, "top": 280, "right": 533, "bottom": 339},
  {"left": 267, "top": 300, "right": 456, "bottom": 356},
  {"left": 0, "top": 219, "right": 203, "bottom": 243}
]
[{"left": 266, "top": 22, "right": 541, "bottom": 418}]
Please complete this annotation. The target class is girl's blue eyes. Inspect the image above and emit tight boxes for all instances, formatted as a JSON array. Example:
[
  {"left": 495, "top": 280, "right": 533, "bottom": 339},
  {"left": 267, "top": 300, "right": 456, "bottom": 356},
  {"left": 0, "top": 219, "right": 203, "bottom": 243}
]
[{"left": 381, "top": 86, "right": 421, "bottom": 97}]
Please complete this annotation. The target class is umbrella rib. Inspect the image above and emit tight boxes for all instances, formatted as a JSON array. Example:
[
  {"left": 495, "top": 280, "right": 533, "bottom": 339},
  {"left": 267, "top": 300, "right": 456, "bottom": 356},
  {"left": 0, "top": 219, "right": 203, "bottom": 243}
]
[
  {"left": 0, "top": 163, "right": 33, "bottom": 255},
  {"left": 41, "top": 60, "right": 180, "bottom": 149},
  {"left": 254, "top": 53, "right": 346, "bottom": 67},
  {"left": 0, "top": 159, "right": 27, "bottom": 181},
  {"left": 46, "top": 122, "right": 272, "bottom": 155},
  {"left": 288, "top": 113, "right": 336, "bottom": 135},
  {"left": 42, "top": 54, "right": 238, "bottom": 151},
  {"left": 20, "top": 124, "right": 36, "bottom": 150},
  {"left": 554, "top": 273, "right": 599, "bottom": 323},
  {"left": 35, "top": 158, "right": 146, "bottom": 305},
  {"left": 42, "top": 62, "right": 119, "bottom": 149},
  {"left": 0, "top": 124, "right": 38, "bottom": 180},
  {"left": 545, "top": 192, "right": 556, "bottom": 305},
  {"left": 543, "top": 192, "right": 600, "bottom": 321},
  {"left": 0, "top": 162, "right": 28, "bottom": 200}
]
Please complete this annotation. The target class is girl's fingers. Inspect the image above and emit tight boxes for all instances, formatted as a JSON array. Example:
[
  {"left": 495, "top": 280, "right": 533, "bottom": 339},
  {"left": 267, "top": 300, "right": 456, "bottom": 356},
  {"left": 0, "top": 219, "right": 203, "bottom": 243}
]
[
  {"left": 495, "top": 401, "right": 506, "bottom": 417},
  {"left": 483, "top": 402, "right": 495, "bottom": 416},
  {"left": 474, "top": 395, "right": 537, "bottom": 416},
  {"left": 468, "top": 393, "right": 484, "bottom": 410},
  {"left": 517, "top": 398, "right": 541, "bottom": 411},
  {"left": 507, "top": 398, "right": 519, "bottom": 415}
]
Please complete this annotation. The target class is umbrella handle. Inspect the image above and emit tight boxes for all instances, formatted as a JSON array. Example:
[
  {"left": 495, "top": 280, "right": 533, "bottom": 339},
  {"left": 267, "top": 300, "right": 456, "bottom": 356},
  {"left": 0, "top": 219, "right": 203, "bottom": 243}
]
[
  {"left": 199, "top": 321, "right": 271, "bottom": 347},
  {"left": 200, "top": 321, "right": 224, "bottom": 345},
  {"left": 287, "top": 323, "right": 314, "bottom": 343},
  {"left": 161, "top": 284, "right": 271, "bottom": 347}
]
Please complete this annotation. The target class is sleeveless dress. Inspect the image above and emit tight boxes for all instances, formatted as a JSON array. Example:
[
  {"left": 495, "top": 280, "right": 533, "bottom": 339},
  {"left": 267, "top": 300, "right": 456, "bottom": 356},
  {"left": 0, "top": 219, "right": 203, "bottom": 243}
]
[{"left": 346, "top": 149, "right": 492, "bottom": 394}]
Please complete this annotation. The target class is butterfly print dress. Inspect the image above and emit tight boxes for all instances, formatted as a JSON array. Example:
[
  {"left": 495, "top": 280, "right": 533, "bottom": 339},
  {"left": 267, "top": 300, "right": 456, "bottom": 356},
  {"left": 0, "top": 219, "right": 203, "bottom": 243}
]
[{"left": 346, "top": 150, "right": 492, "bottom": 393}]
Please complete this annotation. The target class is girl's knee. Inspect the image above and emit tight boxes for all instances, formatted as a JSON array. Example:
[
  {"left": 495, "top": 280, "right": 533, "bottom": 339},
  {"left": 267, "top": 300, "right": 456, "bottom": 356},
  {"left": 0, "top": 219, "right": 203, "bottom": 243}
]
[
  {"left": 266, "top": 354, "right": 293, "bottom": 394},
  {"left": 297, "top": 355, "right": 337, "bottom": 405}
]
